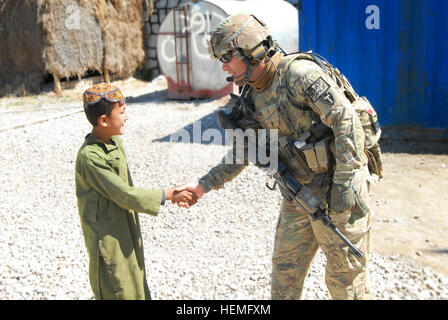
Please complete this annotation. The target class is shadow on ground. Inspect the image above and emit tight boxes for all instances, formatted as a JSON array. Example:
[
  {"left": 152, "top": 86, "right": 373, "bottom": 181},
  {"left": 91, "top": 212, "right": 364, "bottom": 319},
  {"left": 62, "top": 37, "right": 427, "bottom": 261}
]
[
  {"left": 126, "top": 89, "right": 170, "bottom": 104},
  {"left": 152, "top": 114, "right": 448, "bottom": 154},
  {"left": 126, "top": 89, "right": 225, "bottom": 105},
  {"left": 152, "top": 109, "right": 228, "bottom": 146},
  {"left": 153, "top": 115, "right": 448, "bottom": 155},
  {"left": 426, "top": 249, "right": 448, "bottom": 255},
  {"left": 380, "top": 138, "right": 448, "bottom": 155},
  {"left": 126, "top": 89, "right": 448, "bottom": 155}
]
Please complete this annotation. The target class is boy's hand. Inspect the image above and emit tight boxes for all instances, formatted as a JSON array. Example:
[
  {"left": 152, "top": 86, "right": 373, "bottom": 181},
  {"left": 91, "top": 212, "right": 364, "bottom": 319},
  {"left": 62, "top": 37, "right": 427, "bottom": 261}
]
[
  {"left": 173, "top": 183, "right": 205, "bottom": 208},
  {"left": 164, "top": 187, "right": 198, "bottom": 208},
  {"left": 173, "top": 190, "right": 198, "bottom": 207},
  {"left": 174, "top": 182, "right": 206, "bottom": 199}
]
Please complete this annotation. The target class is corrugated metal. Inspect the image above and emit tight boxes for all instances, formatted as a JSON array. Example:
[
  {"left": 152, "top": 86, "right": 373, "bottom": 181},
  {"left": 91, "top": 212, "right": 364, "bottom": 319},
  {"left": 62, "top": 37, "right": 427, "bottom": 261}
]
[{"left": 298, "top": 0, "right": 448, "bottom": 138}]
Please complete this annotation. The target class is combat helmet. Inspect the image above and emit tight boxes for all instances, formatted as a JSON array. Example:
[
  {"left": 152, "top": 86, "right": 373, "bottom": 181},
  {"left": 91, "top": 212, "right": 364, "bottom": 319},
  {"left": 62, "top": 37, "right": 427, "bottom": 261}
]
[{"left": 208, "top": 13, "right": 275, "bottom": 85}]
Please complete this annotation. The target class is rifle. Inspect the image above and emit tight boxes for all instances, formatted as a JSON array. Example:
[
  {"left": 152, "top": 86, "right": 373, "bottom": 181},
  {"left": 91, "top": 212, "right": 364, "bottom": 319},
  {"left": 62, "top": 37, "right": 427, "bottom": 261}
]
[{"left": 217, "top": 109, "right": 364, "bottom": 258}]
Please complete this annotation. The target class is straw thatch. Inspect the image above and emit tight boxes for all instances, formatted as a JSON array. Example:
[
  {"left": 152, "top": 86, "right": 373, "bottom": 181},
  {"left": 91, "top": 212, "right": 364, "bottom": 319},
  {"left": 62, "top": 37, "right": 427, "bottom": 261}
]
[
  {"left": 92, "top": 0, "right": 146, "bottom": 78},
  {"left": 39, "top": 0, "right": 104, "bottom": 81},
  {"left": 0, "top": 0, "right": 153, "bottom": 97},
  {"left": 0, "top": 0, "right": 47, "bottom": 95}
]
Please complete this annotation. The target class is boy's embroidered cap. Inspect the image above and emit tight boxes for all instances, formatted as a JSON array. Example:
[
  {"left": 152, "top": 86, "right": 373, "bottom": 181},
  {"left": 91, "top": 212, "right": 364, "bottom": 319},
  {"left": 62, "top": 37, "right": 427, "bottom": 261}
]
[{"left": 83, "top": 83, "right": 125, "bottom": 107}]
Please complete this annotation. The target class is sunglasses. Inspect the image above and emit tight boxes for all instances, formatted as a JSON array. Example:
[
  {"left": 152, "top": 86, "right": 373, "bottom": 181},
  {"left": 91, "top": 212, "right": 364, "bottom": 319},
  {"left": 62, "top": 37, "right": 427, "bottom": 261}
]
[
  {"left": 219, "top": 50, "right": 235, "bottom": 63},
  {"left": 83, "top": 85, "right": 125, "bottom": 107}
]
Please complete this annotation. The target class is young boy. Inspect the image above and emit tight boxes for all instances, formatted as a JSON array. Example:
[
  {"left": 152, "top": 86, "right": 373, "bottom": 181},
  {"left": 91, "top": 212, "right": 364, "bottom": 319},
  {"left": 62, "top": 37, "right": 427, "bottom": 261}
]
[{"left": 75, "top": 83, "right": 197, "bottom": 300}]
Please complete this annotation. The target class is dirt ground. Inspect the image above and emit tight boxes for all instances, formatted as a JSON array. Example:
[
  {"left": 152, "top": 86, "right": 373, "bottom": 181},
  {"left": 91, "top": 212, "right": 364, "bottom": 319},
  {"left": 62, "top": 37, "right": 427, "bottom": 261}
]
[
  {"left": 369, "top": 140, "right": 448, "bottom": 277},
  {"left": 2, "top": 77, "right": 448, "bottom": 277}
]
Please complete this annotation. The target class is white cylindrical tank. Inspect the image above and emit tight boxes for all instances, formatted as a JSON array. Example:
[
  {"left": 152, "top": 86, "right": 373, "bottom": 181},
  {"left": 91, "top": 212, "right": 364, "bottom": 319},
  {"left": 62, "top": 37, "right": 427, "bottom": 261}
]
[{"left": 157, "top": 0, "right": 298, "bottom": 99}]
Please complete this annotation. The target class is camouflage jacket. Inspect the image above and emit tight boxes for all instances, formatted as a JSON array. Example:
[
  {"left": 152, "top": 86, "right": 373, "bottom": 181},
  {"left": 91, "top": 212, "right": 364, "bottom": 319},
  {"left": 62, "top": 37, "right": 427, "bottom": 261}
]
[{"left": 199, "top": 53, "right": 367, "bottom": 194}]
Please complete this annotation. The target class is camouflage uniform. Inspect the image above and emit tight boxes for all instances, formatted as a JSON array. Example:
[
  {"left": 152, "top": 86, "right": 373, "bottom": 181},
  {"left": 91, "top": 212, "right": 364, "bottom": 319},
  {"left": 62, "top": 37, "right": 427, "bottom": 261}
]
[{"left": 201, "top": 14, "right": 374, "bottom": 299}]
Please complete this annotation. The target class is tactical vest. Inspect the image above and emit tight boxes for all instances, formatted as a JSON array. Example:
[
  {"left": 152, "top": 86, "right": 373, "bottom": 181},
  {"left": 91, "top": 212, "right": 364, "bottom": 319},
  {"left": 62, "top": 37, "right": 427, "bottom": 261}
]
[
  {"left": 241, "top": 52, "right": 383, "bottom": 182},
  {"left": 287, "top": 52, "right": 382, "bottom": 148},
  {"left": 291, "top": 52, "right": 383, "bottom": 180}
]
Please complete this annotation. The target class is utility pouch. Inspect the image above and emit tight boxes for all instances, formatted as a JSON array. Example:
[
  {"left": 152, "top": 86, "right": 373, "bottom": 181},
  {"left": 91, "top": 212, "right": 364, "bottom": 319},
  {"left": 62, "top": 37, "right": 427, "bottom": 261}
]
[
  {"left": 364, "top": 142, "right": 384, "bottom": 180},
  {"left": 278, "top": 136, "right": 314, "bottom": 184},
  {"left": 299, "top": 137, "right": 331, "bottom": 174},
  {"left": 351, "top": 97, "right": 381, "bottom": 149},
  {"left": 350, "top": 97, "right": 384, "bottom": 180}
]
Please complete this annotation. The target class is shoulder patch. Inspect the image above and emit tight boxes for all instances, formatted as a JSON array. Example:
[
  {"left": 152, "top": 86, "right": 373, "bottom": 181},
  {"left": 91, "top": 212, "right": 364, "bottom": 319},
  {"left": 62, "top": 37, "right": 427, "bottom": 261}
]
[
  {"left": 320, "top": 91, "right": 335, "bottom": 105},
  {"left": 305, "top": 77, "right": 330, "bottom": 103}
]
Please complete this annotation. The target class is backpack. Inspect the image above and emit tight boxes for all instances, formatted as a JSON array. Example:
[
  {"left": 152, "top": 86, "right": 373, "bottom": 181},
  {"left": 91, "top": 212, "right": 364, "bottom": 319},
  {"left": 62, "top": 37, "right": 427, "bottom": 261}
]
[{"left": 286, "top": 52, "right": 384, "bottom": 180}]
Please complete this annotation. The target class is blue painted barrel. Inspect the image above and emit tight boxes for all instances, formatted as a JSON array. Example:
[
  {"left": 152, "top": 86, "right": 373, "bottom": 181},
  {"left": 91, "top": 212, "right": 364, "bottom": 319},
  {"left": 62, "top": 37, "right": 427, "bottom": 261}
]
[{"left": 298, "top": 0, "right": 448, "bottom": 139}]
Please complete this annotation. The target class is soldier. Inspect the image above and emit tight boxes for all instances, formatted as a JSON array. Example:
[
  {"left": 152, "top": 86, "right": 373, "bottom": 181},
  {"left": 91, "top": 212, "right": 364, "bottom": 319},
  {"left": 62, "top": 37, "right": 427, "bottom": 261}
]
[{"left": 180, "top": 13, "right": 380, "bottom": 300}]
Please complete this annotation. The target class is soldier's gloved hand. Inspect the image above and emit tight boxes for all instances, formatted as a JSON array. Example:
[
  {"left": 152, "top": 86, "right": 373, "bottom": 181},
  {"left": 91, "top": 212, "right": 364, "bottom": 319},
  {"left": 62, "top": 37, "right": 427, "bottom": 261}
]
[
  {"left": 331, "top": 181, "right": 370, "bottom": 224},
  {"left": 330, "top": 182, "right": 356, "bottom": 214}
]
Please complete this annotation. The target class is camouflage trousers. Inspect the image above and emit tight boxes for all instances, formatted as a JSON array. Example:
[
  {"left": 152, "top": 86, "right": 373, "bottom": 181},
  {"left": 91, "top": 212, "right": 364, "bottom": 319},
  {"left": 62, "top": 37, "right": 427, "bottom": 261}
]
[{"left": 271, "top": 167, "right": 373, "bottom": 300}]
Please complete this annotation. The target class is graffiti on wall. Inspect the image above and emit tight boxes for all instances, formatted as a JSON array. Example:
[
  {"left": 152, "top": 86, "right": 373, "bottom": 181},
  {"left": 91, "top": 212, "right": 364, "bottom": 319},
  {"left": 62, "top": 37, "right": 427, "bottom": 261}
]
[{"left": 157, "top": 3, "right": 229, "bottom": 91}]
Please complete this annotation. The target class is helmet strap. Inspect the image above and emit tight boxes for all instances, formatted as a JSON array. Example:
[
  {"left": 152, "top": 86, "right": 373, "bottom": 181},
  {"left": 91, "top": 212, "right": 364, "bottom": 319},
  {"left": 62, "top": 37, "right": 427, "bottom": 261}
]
[{"left": 234, "top": 59, "right": 255, "bottom": 86}]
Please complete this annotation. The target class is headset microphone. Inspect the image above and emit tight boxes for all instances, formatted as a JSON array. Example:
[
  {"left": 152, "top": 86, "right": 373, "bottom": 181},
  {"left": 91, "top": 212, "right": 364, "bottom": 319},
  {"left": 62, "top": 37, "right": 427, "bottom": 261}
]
[{"left": 225, "top": 69, "right": 248, "bottom": 83}]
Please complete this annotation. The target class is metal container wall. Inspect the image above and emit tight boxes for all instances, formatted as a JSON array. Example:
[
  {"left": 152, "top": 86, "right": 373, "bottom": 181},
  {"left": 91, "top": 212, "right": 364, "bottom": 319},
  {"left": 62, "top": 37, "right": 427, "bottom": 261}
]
[
  {"left": 157, "top": 0, "right": 298, "bottom": 99},
  {"left": 299, "top": 0, "right": 448, "bottom": 138}
]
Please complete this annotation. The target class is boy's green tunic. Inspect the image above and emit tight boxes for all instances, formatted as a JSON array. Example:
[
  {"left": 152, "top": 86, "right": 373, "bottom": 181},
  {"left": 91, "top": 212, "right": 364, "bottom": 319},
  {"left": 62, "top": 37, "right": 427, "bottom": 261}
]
[{"left": 75, "top": 134, "right": 163, "bottom": 299}]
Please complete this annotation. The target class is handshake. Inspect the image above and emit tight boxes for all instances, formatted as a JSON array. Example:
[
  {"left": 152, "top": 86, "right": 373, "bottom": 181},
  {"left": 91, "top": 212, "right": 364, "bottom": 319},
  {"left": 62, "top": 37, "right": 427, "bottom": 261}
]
[{"left": 164, "top": 182, "right": 205, "bottom": 208}]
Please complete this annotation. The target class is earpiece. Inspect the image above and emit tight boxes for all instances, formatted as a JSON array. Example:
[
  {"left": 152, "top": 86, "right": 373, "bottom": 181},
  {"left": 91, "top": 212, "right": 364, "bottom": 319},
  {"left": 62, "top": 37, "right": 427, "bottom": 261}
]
[{"left": 249, "top": 46, "right": 268, "bottom": 64}]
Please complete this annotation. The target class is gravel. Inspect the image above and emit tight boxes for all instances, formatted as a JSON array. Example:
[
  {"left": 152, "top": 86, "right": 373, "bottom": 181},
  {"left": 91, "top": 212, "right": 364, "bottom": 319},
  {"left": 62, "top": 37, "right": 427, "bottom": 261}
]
[{"left": 0, "top": 79, "right": 447, "bottom": 300}]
